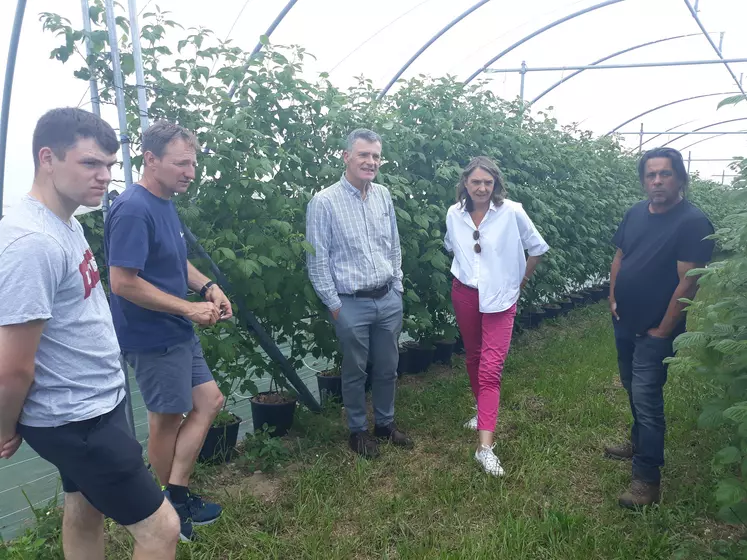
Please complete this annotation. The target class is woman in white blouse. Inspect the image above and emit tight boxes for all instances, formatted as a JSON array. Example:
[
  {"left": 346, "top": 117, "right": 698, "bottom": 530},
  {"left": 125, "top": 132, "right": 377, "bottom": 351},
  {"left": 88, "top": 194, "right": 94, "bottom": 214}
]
[{"left": 444, "top": 156, "right": 549, "bottom": 476}]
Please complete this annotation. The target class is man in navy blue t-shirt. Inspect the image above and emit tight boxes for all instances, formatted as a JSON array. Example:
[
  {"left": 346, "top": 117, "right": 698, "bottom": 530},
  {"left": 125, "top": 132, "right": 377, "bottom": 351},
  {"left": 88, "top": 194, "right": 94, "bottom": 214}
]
[
  {"left": 105, "top": 121, "right": 233, "bottom": 539},
  {"left": 605, "top": 147, "right": 714, "bottom": 508}
]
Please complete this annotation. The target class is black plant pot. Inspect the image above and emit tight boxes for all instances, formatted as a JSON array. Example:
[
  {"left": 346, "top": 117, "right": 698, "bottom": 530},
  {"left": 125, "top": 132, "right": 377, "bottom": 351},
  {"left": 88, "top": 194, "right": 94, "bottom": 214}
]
[
  {"left": 600, "top": 282, "right": 610, "bottom": 299},
  {"left": 589, "top": 287, "right": 605, "bottom": 302},
  {"left": 528, "top": 308, "right": 546, "bottom": 328},
  {"left": 250, "top": 393, "right": 297, "bottom": 437},
  {"left": 199, "top": 415, "right": 241, "bottom": 464},
  {"left": 559, "top": 299, "right": 574, "bottom": 315},
  {"left": 542, "top": 304, "right": 562, "bottom": 320},
  {"left": 433, "top": 339, "right": 456, "bottom": 365},
  {"left": 404, "top": 344, "right": 435, "bottom": 374},
  {"left": 569, "top": 293, "right": 585, "bottom": 307},
  {"left": 397, "top": 346, "right": 410, "bottom": 376},
  {"left": 453, "top": 336, "right": 465, "bottom": 355},
  {"left": 316, "top": 373, "right": 342, "bottom": 404}
]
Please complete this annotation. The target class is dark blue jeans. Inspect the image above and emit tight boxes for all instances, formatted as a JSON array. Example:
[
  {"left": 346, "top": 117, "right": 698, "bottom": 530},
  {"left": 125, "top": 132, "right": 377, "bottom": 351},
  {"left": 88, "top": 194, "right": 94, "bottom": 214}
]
[{"left": 613, "top": 321, "right": 678, "bottom": 485}]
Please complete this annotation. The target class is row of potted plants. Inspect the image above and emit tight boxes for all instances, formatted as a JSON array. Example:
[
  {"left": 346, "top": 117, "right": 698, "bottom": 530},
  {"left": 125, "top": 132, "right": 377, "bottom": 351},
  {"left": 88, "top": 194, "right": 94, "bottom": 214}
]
[{"left": 516, "top": 281, "right": 610, "bottom": 330}]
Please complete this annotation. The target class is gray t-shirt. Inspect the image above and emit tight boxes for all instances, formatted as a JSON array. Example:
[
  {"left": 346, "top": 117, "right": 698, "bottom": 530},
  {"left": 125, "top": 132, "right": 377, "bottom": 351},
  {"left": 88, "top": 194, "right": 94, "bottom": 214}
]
[{"left": 0, "top": 195, "right": 124, "bottom": 427}]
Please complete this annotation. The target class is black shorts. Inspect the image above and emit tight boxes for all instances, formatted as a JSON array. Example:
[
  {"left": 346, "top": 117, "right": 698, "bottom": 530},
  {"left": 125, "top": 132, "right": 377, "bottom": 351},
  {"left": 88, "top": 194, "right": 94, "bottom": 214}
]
[{"left": 17, "top": 401, "right": 164, "bottom": 526}]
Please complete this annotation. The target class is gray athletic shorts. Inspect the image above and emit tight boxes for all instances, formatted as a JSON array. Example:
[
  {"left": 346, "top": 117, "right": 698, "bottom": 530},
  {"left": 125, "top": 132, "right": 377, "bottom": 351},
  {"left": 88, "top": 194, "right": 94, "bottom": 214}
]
[{"left": 124, "top": 334, "right": 214, "bottom": 414}]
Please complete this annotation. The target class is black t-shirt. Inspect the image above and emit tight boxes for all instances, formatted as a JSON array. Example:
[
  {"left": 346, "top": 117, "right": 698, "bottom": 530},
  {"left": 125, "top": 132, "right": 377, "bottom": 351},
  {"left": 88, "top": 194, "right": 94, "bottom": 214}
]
[{"left": 612, "top": 198, "right": 715, "bottom": 335}]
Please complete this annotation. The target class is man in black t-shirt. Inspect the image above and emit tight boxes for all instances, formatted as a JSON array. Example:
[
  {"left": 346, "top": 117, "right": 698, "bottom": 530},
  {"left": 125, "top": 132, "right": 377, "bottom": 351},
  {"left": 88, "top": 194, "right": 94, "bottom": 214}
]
[{"left": 605, "top": 147, "right": 715, "bottom": 508}]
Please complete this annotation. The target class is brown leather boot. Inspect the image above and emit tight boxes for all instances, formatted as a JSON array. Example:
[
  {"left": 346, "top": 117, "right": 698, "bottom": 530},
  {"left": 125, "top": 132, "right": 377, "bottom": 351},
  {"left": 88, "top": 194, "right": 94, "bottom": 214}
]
[
  {"left": 604, "top": 441, "right": 634, "bottom": 461},
  {"left": 349, "top": 431, "right": 380, "bottom": 459},
  {"left": 374, "top": 422, "right": 414, "bottom": 449},
  {"left": 618, "top": 479, "right": 660, "bottom": 509}
]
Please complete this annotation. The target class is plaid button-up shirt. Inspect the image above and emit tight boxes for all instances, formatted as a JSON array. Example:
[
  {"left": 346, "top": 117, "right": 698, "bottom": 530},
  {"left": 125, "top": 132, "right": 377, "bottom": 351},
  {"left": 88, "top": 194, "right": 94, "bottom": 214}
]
[{"left": 306, "top": 175, "right": 404, "bottom": 312}]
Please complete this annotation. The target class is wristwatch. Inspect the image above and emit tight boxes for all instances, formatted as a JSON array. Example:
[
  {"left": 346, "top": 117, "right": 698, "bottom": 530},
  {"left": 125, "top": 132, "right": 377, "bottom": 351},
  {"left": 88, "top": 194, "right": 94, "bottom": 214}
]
[{"left": 200, "top": 281, "right": 217, "bottom": 299}]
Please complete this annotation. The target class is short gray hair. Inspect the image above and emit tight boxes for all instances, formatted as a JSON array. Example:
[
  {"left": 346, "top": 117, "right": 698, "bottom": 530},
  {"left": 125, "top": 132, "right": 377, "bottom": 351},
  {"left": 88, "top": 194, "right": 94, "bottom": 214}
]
[
  {"left": 142, "top": 120, "right": 199, "bottom": 158},
  {"left": 345, "top": 128, "right": 382, "bottom": 152}
]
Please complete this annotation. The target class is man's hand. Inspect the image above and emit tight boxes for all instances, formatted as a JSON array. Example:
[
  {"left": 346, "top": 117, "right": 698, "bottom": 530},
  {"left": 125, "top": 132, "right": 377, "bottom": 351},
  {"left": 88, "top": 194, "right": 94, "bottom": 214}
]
[
  {"left": 0, "top": 433, "right": 22, "bottom": 460},
  {"left": 647, "top": 327, "right": 670, "bottom": 339},
  {"left": 187, "top": 302, "right": 221, "bottom": 326},
  {"left": 331, "top": 307, "right": 341, "bottom": 321},
  {"left": 205, "top": 285, "right": 233, "bottom": 320},
  {"left": 609, "top": 298, "right": 620, "bottom": 321}
]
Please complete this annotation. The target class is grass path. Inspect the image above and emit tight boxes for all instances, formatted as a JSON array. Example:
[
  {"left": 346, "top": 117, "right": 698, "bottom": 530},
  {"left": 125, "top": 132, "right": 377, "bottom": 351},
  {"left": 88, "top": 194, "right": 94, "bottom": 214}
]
[{"left": 18, "top": 303, "right": 747, "bottom": 559}]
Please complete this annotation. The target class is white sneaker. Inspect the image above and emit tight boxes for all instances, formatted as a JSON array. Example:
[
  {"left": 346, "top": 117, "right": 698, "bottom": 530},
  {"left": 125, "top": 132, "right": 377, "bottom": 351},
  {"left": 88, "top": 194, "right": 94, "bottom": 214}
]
[
  {"left": 475, "top": 444, "right": 504, "bottom": 477},
  {"left": 463, "top": 415, "right": 478, "bottom": 431}
]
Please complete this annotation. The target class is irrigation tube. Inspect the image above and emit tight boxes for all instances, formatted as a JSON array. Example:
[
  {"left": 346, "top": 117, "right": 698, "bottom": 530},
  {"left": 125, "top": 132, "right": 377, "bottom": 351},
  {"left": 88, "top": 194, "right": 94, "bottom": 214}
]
[
  {"left": 378, "top": 0, "right": 492, "bottom": 99},
  {"left": 531, "top": 33, "right": 702, "bottom": 106},
  {"left": 123, "top": 0, "right": 320, "bottom": 412},
  {"left": 0, "top": 0, "right": 27, "bottom": 218},
  {"left": 465, "top": 0, "right": 626, "bottom": 85}
]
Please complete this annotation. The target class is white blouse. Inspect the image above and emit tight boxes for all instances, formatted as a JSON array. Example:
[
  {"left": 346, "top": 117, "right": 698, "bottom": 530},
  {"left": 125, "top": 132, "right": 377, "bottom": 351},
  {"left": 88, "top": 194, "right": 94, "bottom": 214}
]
[{"left": 444, "top": 199, "right": 549, "bottom": 313}]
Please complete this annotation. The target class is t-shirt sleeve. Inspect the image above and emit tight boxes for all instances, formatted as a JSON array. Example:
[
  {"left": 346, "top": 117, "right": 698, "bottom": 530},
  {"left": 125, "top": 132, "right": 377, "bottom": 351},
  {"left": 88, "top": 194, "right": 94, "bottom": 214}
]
[
  {"left": 107, "top": 213, "right": 150, "bottom": 271},
  {"left": 0, "top": 233, "right": 66, "bottom": 326},
  {"left": 676, "top": 214, "right": 715, "bottom": 263},
  {"left": 611, "top": 210, "right": 629, "bottom": 250}
]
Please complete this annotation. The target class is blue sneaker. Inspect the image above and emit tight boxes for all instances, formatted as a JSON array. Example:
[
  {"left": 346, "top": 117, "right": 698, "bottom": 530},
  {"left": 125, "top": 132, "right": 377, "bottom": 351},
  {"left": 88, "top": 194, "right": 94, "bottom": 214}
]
[
  {"left": 185, "top": 492, "right": 222, "bottom": 526},
  {"left": 163, "top": 490, "right": 195, "bottom": 542}
]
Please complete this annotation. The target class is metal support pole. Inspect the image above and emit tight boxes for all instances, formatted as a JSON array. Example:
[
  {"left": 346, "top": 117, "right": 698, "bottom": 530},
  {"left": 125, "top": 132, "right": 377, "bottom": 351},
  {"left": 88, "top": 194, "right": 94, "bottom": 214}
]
[
  {"left": 105, "top": 0, "right": 136, "bottom": 436},
  {"left": 661, "top": 117, "right": 747, "bottom": 147},
  {"left": 718, "top": 32, "right": 725, "bottom": 54},
  {"left": 227, "top": 0, "right": 299, "bottom": 101},
  {"left": 378, "top": 0, "right": 492, "bottom": 99},
  {"left": 687, "top": 151, "right": 692, "bottom": 173},
  {"left": 639, "top": 123, "right": 644, "bottom": 154},
  {"left": 104, "top": 0, "right": 134, "bottom": 188},
  {"left": 127, "top": 0, "right": 149, "bottom": 130},
  {"left": 519, "top": 61, "right": 527, "bottom": 103},
  {"left": 722, "top": 170, "right": 725, "bottom": 184},
  {"left": 683, "top": 0, "right": 747, "bottom": 98},
  {"left": 81, "top": 0, "right": 110, "bottom": 221},
  {"left": 618, "top": 130, "right": 747, "bottom": 135},
  {"left": 485, "top": 58, "right": 747, "bottom": 73},
  {"left": 0, "top": 0, "right": 27, "bottom": 218}
]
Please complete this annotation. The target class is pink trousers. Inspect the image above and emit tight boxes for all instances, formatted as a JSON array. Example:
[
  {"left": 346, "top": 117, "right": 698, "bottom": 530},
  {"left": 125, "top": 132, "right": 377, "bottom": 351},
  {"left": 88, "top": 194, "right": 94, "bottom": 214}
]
[{"left": 451, "top": 279, "right": 516, "bottom": 432}]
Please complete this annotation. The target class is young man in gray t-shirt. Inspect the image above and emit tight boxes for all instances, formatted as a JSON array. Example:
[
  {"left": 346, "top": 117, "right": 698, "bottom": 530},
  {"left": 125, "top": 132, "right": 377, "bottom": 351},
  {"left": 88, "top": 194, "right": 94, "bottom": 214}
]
[{"left": 0, "top": 108, "right": 180, "bottom": 558}]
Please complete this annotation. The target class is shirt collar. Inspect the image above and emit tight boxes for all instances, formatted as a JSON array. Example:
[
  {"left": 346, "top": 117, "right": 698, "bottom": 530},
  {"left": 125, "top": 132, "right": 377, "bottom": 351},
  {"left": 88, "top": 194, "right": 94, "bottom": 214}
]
[
  {"left": 341, "top": 174, "right": 372, "bottom": 198},
  {"left": 459, "top": 200, "right": 498, "bottom": 214}
]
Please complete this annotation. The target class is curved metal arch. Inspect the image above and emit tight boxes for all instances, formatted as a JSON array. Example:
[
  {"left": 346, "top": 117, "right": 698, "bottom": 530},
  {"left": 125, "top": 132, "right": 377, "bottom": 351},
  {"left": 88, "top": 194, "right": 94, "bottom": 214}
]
[
  {"left": 227, "top": 0, "right": 300, "bottom": 100},
  {"left": 464, "top": 0, "right": 625, "bottom": 85},
  {"left": 661, "top": 117, "right": 747, "bottom": 147},
  {"left": 531, "top": 34, "right": 701, "bottom": 107},
  {"left": 377, "top": 0, "right": 492, "bottom": 100},
  {"left": 625, "top": 119, "right": 696, "bottom": 154},
  {"left": 681, "top": 130, "right": 745, "bottom": 152},
  {"left": 607, "top": 91, "right": 738, "bottom": 135}
]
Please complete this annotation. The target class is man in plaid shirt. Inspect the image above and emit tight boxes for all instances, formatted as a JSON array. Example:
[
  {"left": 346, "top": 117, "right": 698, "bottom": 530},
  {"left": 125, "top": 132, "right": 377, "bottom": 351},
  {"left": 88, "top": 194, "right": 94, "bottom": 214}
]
[{"left": 306, "top": 129, "right": 413, "bottom": 458}]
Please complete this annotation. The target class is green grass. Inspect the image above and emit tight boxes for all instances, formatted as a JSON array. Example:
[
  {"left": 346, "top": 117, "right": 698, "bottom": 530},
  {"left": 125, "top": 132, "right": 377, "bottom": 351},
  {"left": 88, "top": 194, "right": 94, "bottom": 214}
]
[{"left": 5, "top": 304, "right": 746, "bottom": 559}]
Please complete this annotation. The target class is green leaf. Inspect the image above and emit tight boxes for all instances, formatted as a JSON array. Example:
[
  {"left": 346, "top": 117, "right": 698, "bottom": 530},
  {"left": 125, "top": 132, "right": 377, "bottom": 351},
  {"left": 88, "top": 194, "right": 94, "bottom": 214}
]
[
  {"left": 218, "top": 247, "right": 236, "bottom": 261},
  {"left": 698, "top": 405, "right": 725, "bottom": 429},
  {"left": 258, "top": 256, "right": 278, "bottom": 268},
  {"left": 724, "top": 402, "right": 747, "bottom": 424},
  {"left": 715, "top": 478, "right": 747, "bottom": 506},
  {"left": 301, "top": 241, "right": 315, "bottom": 256},
  {"left": 714, "top": 446, "right": 741, "bottom": 466},
  {"left": 381, "top": 121, "right": 395, "bottom": 130},
  {"left": 717, "top": 502, "right": 747, "bottom": 524}
]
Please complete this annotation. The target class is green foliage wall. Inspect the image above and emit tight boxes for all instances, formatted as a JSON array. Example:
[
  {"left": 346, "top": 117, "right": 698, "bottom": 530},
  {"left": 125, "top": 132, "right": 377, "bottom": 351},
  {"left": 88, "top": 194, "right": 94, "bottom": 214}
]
[{"left": 43, "top": 4, "right": 730, "bottom": 403}]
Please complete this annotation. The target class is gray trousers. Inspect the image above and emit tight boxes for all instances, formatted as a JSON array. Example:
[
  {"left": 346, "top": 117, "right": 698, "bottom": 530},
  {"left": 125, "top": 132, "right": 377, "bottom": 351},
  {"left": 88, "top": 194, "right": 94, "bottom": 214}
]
[{"left": 333, "top": 288, "right": 403, "bottom": 432}]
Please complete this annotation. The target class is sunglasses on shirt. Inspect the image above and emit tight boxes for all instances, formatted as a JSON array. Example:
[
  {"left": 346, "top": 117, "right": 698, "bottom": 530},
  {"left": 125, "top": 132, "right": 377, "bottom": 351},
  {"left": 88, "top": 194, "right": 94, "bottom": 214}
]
[{"left": 473, "top": 230, "right": 481, "bottom": 254}]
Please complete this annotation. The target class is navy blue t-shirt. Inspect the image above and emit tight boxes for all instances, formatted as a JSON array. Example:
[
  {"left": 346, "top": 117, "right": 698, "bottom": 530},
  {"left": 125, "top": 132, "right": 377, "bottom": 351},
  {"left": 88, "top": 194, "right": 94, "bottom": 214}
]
[
  {"left": 105, "top": 185, "right": 193, "bottom": 352},
  {"left": 612, "top": 198, "right": 715, "bottom": 335}
]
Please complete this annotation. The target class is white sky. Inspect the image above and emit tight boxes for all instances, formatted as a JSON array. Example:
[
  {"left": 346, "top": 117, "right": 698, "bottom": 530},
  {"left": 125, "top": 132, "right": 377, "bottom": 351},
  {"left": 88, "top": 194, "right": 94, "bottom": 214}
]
[{"left": 2, "top": 0, "right": 747, "bottom": 212}]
